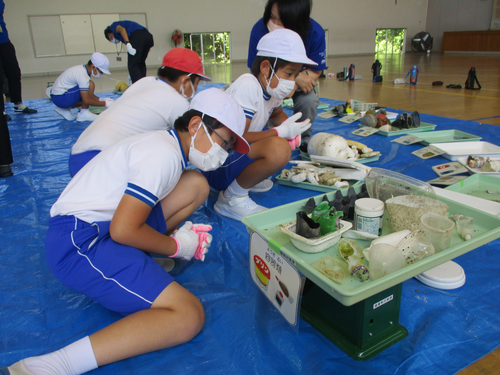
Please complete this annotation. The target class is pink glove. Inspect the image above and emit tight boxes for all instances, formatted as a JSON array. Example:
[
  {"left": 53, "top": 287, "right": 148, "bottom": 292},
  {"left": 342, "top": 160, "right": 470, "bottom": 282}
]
[
  {"left": 287, "top": 134, "right": 301, "bottom": 150},
  {"left": 170, "top": 221, "right": 212, "bottom": 261}
]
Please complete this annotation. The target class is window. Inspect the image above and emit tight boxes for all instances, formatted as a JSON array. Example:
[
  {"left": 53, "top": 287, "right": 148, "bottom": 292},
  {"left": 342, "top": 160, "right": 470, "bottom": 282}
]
[
  {"left": 184, "top": 32, "right": 231, "bottom": 83},
  {"left": 375, "top": 29, "right": 406, "bottom": 54}
]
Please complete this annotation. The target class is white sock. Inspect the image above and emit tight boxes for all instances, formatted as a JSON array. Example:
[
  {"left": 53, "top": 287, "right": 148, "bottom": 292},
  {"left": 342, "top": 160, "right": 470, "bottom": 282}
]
[
  {"left": 224, "top": 180, "right": 250, "bottom": 199},
  {"left": 14, "top": 103, "right": 26, "bottom": 110},
  {"left": 22, "top": 336, "right": 98, "bottom": 375},
  {"left": 79, "top": 109, "right": 89, "bottom": 114}
]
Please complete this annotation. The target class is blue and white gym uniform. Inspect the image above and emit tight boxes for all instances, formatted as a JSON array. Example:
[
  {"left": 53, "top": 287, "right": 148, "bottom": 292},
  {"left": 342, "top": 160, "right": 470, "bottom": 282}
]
[
  {"left": 46, "top": 130, "right": 187, "bottom": 316},
  {"left": 202, "top": 73, "right": 281, "bottom": 191},
  {"left": 50, "top": 65, "right": 91, "bottom": 108},
  {"left": 69, "top": 77, "right": 189, "bottom": 177}
]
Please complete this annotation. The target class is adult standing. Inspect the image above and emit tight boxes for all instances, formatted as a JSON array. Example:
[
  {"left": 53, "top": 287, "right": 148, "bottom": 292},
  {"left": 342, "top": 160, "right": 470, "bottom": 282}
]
[
  {"left": 0, "top": 0, "right": 37, "bottom": 120},
  {"left": 247, "top": 0, "right": 326, "bottom": 152},
  {"left": 104, "top": 20, "right": 154, "bottom": 83}
]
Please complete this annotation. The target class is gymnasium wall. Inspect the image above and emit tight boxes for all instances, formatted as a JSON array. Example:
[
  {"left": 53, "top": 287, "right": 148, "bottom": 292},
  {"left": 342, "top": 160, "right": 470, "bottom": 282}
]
[
  {"left": 426, "top": 0, "right": 495, "bottom": 52},
  {"left": 6, "top": 0, "right": 430, "bottom": 76}
]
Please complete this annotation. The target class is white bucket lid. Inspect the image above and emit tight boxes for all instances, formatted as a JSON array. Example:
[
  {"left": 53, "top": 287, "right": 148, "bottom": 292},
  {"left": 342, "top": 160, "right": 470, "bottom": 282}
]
[{"left": 415, "top": 260, "right": 465, "bottom": 290}]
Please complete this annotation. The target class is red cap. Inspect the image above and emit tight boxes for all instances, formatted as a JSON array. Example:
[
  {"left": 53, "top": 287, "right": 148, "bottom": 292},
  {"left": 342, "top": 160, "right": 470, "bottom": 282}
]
[{"left": 161, "top": 48, "right": 211, "bottom": 81}]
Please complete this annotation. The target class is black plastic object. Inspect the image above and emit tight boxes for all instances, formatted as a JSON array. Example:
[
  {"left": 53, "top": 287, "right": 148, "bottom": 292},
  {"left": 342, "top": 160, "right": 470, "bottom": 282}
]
[
  {"left": 391, "top": 111, "right": 420, "bottom": 129},
  {"left": 296, "top": 211, "right": 321, "bottom": 238},
  {"left": 465, "top": 67, "right": 481, "bottom": 90}
]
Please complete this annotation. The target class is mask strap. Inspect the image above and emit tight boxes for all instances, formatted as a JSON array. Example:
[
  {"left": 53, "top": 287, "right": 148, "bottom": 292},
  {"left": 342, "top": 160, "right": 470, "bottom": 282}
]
[{"left": 200, "top": 114, "right": 215, "bottom": 146}]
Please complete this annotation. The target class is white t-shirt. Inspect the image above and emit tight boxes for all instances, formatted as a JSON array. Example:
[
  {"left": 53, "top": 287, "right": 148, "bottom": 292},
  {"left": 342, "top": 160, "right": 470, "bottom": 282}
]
[
  {"left": 225, "top": 73, "right": 282, "bottom": 133},
  {"left": 51, "top": 130, "right": 187, "bottom": 224},
  {"left": 71, "top": 77, "right": 189, "bottom": 155},
  {"left": 51, "top": 65, "right": 90, "bottom": 95}
]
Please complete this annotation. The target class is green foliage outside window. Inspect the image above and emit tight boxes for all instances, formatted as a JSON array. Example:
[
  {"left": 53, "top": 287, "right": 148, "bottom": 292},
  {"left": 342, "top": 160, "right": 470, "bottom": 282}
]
[
  {"left": 375, "top": 29, "right": 406, "bottom": 54},
  {"left": 184, "top": 32, "right": 231, "bottom": 64}
]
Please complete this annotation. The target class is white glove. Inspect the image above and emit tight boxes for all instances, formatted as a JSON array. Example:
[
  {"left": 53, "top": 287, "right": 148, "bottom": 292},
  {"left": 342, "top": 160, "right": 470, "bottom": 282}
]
[
  {"left": 274, "top": 112, "right": 311, "bottom": 139},
  {"left": 104, "top": 99, "right": 115, "bottom": 107},
  {"left": 170, "top": 221, "right": 212, "bottom": 261},
  {"left": 126, "top": 42, "right": 137, "bottom": 56}
]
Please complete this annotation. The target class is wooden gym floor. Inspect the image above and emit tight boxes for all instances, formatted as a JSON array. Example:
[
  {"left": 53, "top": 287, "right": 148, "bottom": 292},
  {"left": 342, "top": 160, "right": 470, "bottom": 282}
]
[{"left": 17, "top": 52, "right": 500, "bottom": 374}]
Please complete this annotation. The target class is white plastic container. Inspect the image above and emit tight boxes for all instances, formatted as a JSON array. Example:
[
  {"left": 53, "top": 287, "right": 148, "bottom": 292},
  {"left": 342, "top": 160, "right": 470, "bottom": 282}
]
[{"left": 354, "top": 198, "right": 384, "bottom": 236}]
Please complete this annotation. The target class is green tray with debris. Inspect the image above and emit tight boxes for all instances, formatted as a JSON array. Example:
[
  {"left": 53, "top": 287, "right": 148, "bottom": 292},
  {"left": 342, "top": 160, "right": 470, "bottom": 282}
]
[
  {"left": 89, "top": 106, "right": 107, "bottom": 115},
  {"left": 417, "top": 130, "right": 481, "bottom": 146},
  {"left": 276, "top": 176, "right": 363, "bottom": 193},
  {"left": 445, "top": 174, "right": 500, "bottom": 202},
  {"left": 300, "top": 153, "right": 380, "bottom": 164},
  {"left": 359, "top": 122, "right": 436, "bottom": 137},
  {"left": 242, "top": 186, "right": 500, "bottom": 306}
]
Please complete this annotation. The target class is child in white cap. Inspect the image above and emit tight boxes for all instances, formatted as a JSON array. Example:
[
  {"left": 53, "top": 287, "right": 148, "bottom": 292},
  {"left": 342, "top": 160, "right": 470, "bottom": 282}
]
[
  {"left": 68, "top": 48, "right": 210, "bottom": 177},
  {"left": 204, "top": 28, "right": 317, "bottom": 221},
  {"left": 0, "top": 88, "right": 248, "bottom": 375},
  {"left": 49, "top": 52, "right": 114, "bottom": 122}
]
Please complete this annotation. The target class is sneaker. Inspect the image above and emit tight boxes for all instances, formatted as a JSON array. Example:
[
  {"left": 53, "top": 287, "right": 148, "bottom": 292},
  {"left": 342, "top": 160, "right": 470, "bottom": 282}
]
[
  {"left": 4, "top": 112, "right": 11, "bottom": 121},
  {"left": 249, "top": 179, "right": 273, "bottom": 193},
  {"left": 14, "top": 106, "right": 37, "bottom": 113},
  {"left": 0, "top": 165, "right": 13, "bottom": 178},
  {"left": 153, "top": 258, "right": 184, "bottom": 275},
  {"left": 214, "top": 191, "right": 267, "bottom": 221},
  {"left": 54, "top": 107, "right": 76, "bottom": 121},
  {"left": 76, "top": 111, "right": 98, "bottom": 122}
]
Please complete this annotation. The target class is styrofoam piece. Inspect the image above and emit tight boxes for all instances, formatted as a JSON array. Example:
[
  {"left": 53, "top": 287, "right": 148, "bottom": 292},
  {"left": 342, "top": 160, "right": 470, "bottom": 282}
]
[
  {"left": 433, "top": 141, "right": 500, "bottom": 161},
  {"left": 456, "top": 156, "right": 500, "bottom": 177},
  {"left": 434, "top": 186, "right": 500, "bottom": 216},
  {"left": 415, "top": 260, "right": 465, "bottom": 289},
  {"left": 279, "top": 220, "right": 352, "bottom": 253}
]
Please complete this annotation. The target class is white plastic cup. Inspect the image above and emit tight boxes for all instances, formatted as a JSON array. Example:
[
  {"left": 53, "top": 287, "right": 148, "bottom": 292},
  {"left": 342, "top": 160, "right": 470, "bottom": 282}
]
[
  {"left": 420, "top": 213, "right": 455, "bottom": 252},
  {"left": 354, "top": 198, "right": 384, "bottom": 236}
]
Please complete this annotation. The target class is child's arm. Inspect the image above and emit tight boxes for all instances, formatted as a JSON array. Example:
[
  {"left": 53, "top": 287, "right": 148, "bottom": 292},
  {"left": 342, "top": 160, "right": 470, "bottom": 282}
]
[{"left": 110, "top": 194, "right": 177, "bottom": 256}]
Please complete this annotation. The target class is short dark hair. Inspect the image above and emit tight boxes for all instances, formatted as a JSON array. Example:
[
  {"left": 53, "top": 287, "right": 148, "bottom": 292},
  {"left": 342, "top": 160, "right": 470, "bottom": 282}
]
[
  {"left": 87, "top": 59, "right": 92, "bottom": 66},
  {"left": 157, "top": 66, "right": 198, "bottom": 84},
  {"left": 174, "top": 109, "right": 224, "bottom": 133},
  {"left": 104, "top": 26, "right": 112, "bottom": 40},
  {"left": 263, "top": 0, "right": 312, "bottom": 42},
  {"left": 251, "top": 56, "right": 290, "bottom": 78}
]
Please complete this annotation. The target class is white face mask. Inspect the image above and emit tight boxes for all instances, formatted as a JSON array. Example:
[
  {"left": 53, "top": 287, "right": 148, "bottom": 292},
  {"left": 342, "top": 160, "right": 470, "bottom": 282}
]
[
  {"left": 111, "top": 38, "right": 119, "bottom": 44},
  {"left": 180, "top": 74, "right": 195, "bottom": 101},
  {"left": 266, "top": 67, "right": 295, "bottom": 100},
  {"left": 189, "top": 123, "right": 229, "bottom": 172},
  {"left": 267, "top": 19, "right": 284, "bottom": 32},
  {"left": 91, "top": 67, "right": 102, "bottom": 79}
]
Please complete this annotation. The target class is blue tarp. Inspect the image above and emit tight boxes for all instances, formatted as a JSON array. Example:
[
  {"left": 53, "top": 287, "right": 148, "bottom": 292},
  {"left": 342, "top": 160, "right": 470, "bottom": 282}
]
[{"left": 1, "top": 84, "right": 500, "bottom": 374}]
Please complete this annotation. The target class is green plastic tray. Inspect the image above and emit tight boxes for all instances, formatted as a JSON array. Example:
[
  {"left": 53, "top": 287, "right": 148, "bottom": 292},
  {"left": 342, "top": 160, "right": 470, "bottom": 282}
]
[
  {"left": 445, "top": 174, "right": 500, "bottom": 201},
  {"left": 276, "top": 177, "right": 363, "bottom": 193},
  {"left": 417, "top": 130, "right": 482, "bottom": 146},
  {"left": 360, "top": 122, "right": 437, "bottom": 137},
  {"left": 242, "top": 186, "right": 500, "bottom": 306}
]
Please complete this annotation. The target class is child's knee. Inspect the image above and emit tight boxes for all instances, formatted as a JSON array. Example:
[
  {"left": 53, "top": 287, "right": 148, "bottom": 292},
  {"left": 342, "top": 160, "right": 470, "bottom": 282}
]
[{"left": 269, "top": 137, "right": 292, "bottom": 166}]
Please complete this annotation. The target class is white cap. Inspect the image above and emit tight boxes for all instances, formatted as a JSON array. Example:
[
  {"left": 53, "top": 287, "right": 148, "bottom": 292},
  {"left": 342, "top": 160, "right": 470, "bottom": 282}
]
[
  {"left": 256, "top": 29, "right": 318, "bottom": 66},
  {"left": 91, "top": 52, "right": 111, "bottom": 75},
  {"left": 189, "top": 88, "right": 250, "bottom": 154}
]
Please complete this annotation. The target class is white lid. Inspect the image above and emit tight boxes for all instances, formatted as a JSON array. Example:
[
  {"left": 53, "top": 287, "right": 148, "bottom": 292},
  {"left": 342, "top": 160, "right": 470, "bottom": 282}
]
[
  {"left": 415, "top": 260, "right": 466, "bottom": 290},
  {"left": 355, "top": 198, "right": 384, "bottom": 217}
]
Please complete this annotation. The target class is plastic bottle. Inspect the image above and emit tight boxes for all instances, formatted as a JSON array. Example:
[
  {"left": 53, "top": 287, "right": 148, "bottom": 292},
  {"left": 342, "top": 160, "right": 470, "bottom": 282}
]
[
  {"left": 354, "top": 198, "right": 384, "bottom": 236},
  {"left": 372, "top": 60, "right": 382, "bottom": 81},
  {"left": 348, "top": 64, "right": 355, "bottom": 81},
  {"left": 410, "top": 65, "right": 418, "bottom": 85}
]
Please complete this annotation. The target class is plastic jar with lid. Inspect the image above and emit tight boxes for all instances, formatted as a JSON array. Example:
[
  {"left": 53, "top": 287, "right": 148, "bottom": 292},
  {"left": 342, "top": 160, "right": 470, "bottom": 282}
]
[{"left": 354, "top": 198, "right": 384, "bottom": 236}]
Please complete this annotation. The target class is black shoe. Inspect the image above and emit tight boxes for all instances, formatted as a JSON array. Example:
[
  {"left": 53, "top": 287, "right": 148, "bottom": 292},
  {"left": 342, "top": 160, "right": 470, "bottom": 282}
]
[
  {"left": 0, "top": 165, "right": 13, "bottom": 178},
  {"left": 4, "top": 113, "right": 11, "bottom": 121},
  {"left": 14, "top": 106, "right": 37, "bottom": 114}
]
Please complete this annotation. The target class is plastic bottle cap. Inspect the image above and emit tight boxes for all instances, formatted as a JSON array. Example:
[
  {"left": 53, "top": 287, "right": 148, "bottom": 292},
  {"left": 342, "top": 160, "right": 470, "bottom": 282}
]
[{"left": 354, "top": 198, "right": 384, "bottom": 217}]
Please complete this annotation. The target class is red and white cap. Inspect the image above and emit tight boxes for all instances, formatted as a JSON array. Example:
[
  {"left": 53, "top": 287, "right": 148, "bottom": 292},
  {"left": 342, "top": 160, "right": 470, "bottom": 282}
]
[
  {"left": 162, "top": 48, "right": 211, "bottom": 81},
  {"left": 189, "top": 88, "right": 250, "bottom": 154}
]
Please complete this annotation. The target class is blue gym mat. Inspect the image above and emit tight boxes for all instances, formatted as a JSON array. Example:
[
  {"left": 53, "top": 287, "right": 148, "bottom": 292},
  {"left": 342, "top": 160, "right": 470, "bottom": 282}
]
[{"left": 1, "top": 83, "right": 500, "bottom": 374}]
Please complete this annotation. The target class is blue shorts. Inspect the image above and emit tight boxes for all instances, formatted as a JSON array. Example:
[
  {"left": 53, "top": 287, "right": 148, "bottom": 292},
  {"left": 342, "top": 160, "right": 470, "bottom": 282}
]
[
  {"left": 202, "top": 151, "right": 254, "bottom": 191},
  {"left": 51, "top": 85, "right": 82, "bottom": 108},
  {"left": 68, "top": 150, "right": 101, "bottom": 177},
  {"left": 45, "top": 204, "right": 173, "bottom": 316}
]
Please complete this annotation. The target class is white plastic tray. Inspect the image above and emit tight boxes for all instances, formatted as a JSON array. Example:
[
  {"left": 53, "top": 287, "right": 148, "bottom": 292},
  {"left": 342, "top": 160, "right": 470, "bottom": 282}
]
[
  {"left": 456, "top": 156, "right": 500, "bottom": 177},
  {"left": 433, "top": 141, "right": 500, "bottom": 161},
  {"left": 279, "top": 220, "right": 352, "bottom": 253}
]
